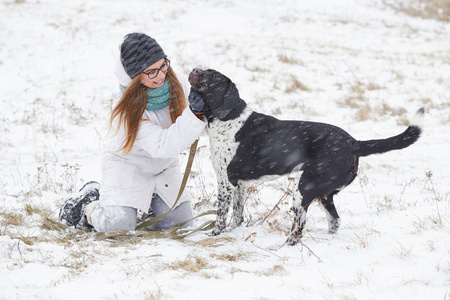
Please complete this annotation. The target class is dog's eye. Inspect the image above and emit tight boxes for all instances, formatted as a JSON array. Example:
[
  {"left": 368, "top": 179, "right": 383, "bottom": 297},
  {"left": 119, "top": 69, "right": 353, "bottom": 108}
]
[{"left": 213, "top": 72, "right": 222, "bottom": 80}]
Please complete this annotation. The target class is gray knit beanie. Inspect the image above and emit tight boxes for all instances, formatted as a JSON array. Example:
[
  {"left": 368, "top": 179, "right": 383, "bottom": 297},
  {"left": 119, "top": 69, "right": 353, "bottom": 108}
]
[{"left": 120, "top": 32, "right": 167, "bottom": 78}]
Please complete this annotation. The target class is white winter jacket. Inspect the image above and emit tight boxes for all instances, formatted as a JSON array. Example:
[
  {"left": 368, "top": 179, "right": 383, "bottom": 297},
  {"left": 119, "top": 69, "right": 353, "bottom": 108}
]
[{"left": 98, "top": 58, "right": 206, "bottom": 212}]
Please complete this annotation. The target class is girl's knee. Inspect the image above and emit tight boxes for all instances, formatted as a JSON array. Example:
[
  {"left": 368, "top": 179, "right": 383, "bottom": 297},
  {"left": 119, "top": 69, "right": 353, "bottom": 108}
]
[{"left": 90, "top": 205, "right": 137, "bottom": 232}]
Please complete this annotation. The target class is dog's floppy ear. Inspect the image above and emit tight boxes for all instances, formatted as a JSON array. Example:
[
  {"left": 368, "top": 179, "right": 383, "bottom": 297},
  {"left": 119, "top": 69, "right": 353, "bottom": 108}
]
[{"left": 218, "top": 80, "right": 240, "bottom": 120}]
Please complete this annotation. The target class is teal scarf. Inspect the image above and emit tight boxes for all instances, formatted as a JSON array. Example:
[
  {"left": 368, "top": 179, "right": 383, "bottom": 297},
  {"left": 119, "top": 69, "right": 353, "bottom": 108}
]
[
  {"left": 146, "top": 79, "right": 170, "bottom": 111},
  {"left": 119, "top": 79, "right": 170, "bottom": 111}
]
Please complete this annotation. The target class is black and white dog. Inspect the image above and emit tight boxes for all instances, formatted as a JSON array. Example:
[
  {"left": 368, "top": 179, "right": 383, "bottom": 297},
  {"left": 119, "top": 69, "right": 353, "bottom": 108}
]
[{"left": 188, "top": 68, "right": 423, "bottom": 246}]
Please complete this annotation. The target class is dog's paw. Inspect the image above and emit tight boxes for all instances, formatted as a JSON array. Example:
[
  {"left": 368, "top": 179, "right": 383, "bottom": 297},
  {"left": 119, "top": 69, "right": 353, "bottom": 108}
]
[
  {"left": 267, "top": 243, "right": 285, "bottom": 251},
  {"left": 328, "top": 228, "right": 338, "bottom": 234},
  {"left": 231, "top": 215, "right": 244, "bottom": 228},
  {"left": 208, "top": 227, "right": 223, "bottom": 237},
  {"left": 223, "top": 227, "right": 235, "bottom": 233},
  {"left": 285, "top": 234, "right": 301, "bottom": 246},
  {"left": 328, "top": 218, "right": 341, "bottom": 234}
]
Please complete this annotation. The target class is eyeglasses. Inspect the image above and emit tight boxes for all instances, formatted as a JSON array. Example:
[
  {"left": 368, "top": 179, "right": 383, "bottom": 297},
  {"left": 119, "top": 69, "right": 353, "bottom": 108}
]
[{"left": 142, "top": 59, "right": 170, "bottom": 79}]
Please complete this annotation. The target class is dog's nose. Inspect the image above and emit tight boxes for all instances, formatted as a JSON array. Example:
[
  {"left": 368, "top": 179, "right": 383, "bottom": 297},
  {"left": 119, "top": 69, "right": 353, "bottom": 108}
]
[{"left": 192, "top": 68, "right": 203, "bottom": 76}]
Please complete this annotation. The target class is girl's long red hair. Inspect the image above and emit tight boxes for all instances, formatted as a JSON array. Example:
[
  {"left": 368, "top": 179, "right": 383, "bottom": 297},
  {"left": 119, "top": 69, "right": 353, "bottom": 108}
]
[{"left": 109, "top": 68, "right": 187, "bottom": 154}]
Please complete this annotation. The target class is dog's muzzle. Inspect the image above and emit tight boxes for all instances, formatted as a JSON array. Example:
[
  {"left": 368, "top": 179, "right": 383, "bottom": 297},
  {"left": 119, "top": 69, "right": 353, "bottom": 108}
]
[{"left": 188, "top": 68, "right": 203, "bottom": 90}]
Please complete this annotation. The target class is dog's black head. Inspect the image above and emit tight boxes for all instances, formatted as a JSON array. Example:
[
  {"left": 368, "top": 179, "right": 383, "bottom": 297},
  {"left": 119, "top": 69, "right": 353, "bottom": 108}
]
[{"left": 188, "top": 68, "right": 246, "bottom": 121}]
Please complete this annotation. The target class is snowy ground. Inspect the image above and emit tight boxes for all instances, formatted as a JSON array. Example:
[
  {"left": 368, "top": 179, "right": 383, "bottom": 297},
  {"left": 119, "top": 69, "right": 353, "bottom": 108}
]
[{"left": 1, "top": 0, "right": 449, "bottom": 299}]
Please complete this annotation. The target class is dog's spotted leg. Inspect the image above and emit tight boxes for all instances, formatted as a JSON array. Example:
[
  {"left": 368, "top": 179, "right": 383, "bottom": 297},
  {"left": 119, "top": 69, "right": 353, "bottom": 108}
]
[
  {"left": 269, "top": 202, "right": 307, "bottom": 250},
  {"left": 285, "top": 189, "right": 308, "bottom": 246},
  {"left": 321, "top": 194, "right": 341, "bottom": 234},
  {"left": 210, "top": 180, "right": 234, "bottom": 236},
  {"left": 229, "top": 182, "right": 246, "bottom": 230}
]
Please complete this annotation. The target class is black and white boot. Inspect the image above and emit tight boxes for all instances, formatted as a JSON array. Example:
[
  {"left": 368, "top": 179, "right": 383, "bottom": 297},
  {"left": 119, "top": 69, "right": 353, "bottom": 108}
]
[{"left": 59, "top": 181, "right": 100, "bottom": 232}]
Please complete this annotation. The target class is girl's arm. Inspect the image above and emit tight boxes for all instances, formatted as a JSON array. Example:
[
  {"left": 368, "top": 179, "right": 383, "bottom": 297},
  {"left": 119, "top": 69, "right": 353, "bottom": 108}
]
[{"left": 134, "top": 107, "right": 206, "bottom": 158}]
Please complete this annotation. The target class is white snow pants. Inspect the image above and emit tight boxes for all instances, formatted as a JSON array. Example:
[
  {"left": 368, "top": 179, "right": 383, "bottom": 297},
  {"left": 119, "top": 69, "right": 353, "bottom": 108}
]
[{"left": 89, "top": 194, "right": 194, "bottom": 232}]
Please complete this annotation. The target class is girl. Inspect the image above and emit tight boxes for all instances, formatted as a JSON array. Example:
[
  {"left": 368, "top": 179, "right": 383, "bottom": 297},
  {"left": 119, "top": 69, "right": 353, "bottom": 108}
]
[{"left": 59, "top": 32, "right": 206, "bottom": 232}]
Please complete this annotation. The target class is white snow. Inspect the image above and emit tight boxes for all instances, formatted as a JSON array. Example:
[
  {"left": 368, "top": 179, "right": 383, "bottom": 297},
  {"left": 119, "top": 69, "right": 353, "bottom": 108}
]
[{"left": 1, "top": 0, "right": 449, "bottom": 299}]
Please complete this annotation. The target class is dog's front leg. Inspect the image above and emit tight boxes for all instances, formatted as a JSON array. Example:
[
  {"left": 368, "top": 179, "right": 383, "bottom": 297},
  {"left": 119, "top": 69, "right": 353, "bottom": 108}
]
[
  {"left": 230, "top": 182, "right": 246, "bottom": 230},
  {"left": 210, "top": 180, "right": 235, "bottom": 236}
]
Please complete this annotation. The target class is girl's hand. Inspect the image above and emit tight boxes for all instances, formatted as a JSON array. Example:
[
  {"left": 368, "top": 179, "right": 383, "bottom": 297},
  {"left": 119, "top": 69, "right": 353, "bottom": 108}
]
[{"left": 188, "top": 88, "right": 205, "bottom": 115}]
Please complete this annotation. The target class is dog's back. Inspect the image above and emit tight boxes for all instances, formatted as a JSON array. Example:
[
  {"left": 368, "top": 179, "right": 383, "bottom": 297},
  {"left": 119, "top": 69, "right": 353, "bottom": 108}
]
[{"left": 227, "top": 111, "right": 357, "bottom": 185}]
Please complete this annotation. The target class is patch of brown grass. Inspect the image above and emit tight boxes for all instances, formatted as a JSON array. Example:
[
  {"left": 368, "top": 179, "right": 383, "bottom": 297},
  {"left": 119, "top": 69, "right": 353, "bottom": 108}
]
[
  {"left": 337, "top": 80, "right": 411, "bottom": 122},
  {"left": 285, "top": 75, "right": 310, "bottom": 93},
  {"left": 211, "top": 250, "right": 250, "bottom": 262},
  {"left": 350, "top": 102, "right": 408, "bottom": 123},
  {"left": 187, "top": 236, "right": 235, "bottom": 248},
  {"left": 278, "top": 54, "right": 302, "bottom": 65},
  {"left": 384, "top": 0, "right": 449, "bottom": 22},
  {"left": 168, "top": 254, "right": 212, "bottom": 273},
  {"left": 1, "top": 212, "right": 25, "bottom": 227}
]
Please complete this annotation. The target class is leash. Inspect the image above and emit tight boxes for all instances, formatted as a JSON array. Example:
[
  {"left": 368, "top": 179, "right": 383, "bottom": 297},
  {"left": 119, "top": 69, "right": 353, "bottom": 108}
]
[
  {"left": 96, "top": 138, "right": 216, "bottom": 241},
  {"left": 134, "top": 139, "right": 216, "bottom": 234},
  {"left": 135, "top": 139, "right": 199, "bottom": 230},
  {"left": 45, "top": 139, "right": 216, "bottom": 241},
  {"left": 95, "top": 210, "right": 216, "bottom": 241}
]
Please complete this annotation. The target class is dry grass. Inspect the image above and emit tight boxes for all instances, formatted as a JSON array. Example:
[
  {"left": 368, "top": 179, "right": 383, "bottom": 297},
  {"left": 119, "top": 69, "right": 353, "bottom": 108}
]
[
  {"left": 284, "top": 75, "right": 310, "bottom": 93},
  {"left": 260, "top": 264, "right": 286, "bottom": 276},
  {"left": 24, "top": 203, "right": 52, "bottom": 218},
  {"left": 338, "top": 80, "right": 385, "bottom": 121},
  {"left": 0, "top": 212, "right": 25, "bottom": 227},
  {"left": 167, "top": 254, "right": 212, "bottom": 274},
  {"left": 143, "top": 288, "right": 168, "bottom": 300},
  {"left": 244, "top": 64, "right": 270, "bottom": 74},
  {"left": 278, "top": 54, "right": 303, "bottom": 65},
  {"left": 393, "top": 240, "right": 414, "bottom": 259},
  {"left": 352, "top": 233, "right": 370, "bottom": 248},
  {"left": 339, "top": 80, "right": 408, "bottom": 122},
  {"left": 185, "top": 236, "right": 235, "bottom": 248},
  {"left": 252, "top": 94, "right": 276, "bottom": 105},
  {"left": 210, "top": 250, "right": 250, "bottom": 262},
  {"left": 384, "top": 0, "right": 449, "bottom": 22},
  {"left": 228, "top": 263, "right": 286, "bottom": 277}
]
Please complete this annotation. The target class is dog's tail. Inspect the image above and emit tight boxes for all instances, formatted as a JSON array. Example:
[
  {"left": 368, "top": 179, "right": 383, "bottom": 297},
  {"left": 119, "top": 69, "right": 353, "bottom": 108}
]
[{"left": 353, "top": 107, "right": 424, "bottom": 157}]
